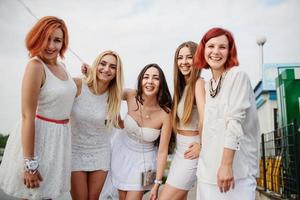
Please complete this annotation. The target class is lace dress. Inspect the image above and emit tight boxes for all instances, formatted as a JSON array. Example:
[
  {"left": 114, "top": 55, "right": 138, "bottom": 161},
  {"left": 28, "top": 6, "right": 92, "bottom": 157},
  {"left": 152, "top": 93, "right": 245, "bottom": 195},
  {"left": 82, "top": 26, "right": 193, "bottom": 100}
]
[
  {"left": 71, "top": 82, "right": 111, "bottom": 171},
  {"left": 0, "top": 57, "right": 76, "bottom": 199}
]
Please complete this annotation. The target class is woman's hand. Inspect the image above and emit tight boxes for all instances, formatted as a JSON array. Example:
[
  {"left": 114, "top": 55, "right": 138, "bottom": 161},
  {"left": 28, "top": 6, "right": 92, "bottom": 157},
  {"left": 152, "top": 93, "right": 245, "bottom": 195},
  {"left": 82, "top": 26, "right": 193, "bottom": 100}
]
[
  {"left": 217, "top": 164, "right": 235, "bottom": 193},
  {"left": 184, "top": 142, "right": 201, "bottom": 160},
  {"left": 149, "top": 183, "right": 160, "bottom": 200},
  {"left": 81, "top": 63, "right": 90, "bottom": 75},
  {"left": 23, "top": 170, "right": 43, "bottom": 189}
]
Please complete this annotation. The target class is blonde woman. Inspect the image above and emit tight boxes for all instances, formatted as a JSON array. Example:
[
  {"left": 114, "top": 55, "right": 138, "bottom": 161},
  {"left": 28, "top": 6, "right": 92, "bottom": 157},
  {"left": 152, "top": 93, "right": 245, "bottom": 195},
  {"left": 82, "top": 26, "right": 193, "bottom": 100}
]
[
  {"left": 70, "top": 50, "right": 124, "bottom": 200},
  {"left": 160, "top": 41, "right": 205, "bottom": 200}
]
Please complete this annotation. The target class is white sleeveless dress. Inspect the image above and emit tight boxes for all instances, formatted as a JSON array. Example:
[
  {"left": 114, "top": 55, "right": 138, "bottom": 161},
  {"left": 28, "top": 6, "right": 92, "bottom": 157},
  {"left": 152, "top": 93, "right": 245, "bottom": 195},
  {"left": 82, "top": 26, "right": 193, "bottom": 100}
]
[
  {"left": 71, "top": 82, "right": 111, "bottom": 171},
  {"left": 0, "top": 57, "right": 76, "bottom": 199},
  {"left": 111, "top": 114, "right": 160, "bottom": 191}
]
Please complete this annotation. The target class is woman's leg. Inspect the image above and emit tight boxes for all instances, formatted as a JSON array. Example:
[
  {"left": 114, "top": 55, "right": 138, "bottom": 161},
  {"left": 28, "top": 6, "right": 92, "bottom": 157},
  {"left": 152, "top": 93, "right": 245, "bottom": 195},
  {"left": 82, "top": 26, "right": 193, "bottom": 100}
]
[
  {"left": 119, "top": 190, "right": 127, "bottom": 200},
  {"left": 71, "top": 171, "right": 88, "bottom": 200},
  {"left": 125, "top": 191, "right": 144, "bottom": 200},
  {"left": 87, "top": 170, "right": 108, "bottom": 200},
  {"left": 159, "top": 183, "right": 188, "bottom": 200}
]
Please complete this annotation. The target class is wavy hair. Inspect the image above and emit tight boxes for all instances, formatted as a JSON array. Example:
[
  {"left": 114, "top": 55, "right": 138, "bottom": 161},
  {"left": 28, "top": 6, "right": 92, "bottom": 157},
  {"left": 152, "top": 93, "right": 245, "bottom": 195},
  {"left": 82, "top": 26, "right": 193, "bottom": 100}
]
[
  {"left": 135, "top": 63, "right": 172, "bottom": 113},
  {"left": 25, "top": 16, "right": 69, "bottom": 58},
  {"left": 194, "top": 27, "right": 239, "bottom": 69}
]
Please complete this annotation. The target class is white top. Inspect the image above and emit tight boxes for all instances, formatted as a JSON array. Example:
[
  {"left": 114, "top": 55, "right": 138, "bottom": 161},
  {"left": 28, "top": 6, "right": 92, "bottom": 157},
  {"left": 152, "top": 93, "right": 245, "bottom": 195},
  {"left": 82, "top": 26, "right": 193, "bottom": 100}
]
[
  {"left": 71, "top": 82, "right": 111, "bottom": 171},
  {"left": 124, "top": 114, "right": 160, "bottom": 143},
  {"left": 197, "top": 67, "right": 260, "bottom": 184},
  {"left": 177, "top": 86, "right": 199, "bottom": 131},
  {"left": 71, "top": 82, "right": 110, "bottom": 151},
  {"left": 36, "top": 57, "right": 76, "bottom": 119}
]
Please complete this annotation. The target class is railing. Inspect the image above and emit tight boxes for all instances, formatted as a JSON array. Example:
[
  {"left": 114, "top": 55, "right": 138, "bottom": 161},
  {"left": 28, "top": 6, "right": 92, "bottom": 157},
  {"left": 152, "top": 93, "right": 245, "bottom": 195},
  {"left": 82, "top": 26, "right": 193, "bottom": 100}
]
[{"left": 258, "top": 120, "right": 300, "bottom": 199}]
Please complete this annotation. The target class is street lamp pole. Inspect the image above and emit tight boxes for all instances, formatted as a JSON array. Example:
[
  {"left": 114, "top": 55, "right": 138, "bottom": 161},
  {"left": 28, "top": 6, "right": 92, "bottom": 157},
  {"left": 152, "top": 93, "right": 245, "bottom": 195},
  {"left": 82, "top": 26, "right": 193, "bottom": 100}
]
[{"left": 256, "top": 36, "right": 267, "bottom": 82}]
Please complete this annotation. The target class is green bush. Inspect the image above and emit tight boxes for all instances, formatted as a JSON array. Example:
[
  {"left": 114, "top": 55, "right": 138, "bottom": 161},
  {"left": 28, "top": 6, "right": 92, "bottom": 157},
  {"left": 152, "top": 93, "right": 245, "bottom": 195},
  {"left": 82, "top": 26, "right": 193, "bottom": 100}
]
[{"left": 0, "top": 134, "right": 9, "bottom": 148}]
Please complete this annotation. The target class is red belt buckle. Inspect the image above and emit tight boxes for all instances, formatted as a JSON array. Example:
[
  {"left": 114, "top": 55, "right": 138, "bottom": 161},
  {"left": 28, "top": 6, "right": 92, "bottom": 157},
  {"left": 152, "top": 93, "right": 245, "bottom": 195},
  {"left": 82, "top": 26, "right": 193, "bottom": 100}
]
[{"left": 36, "top": 114, "right": 69, "bottom": 124}]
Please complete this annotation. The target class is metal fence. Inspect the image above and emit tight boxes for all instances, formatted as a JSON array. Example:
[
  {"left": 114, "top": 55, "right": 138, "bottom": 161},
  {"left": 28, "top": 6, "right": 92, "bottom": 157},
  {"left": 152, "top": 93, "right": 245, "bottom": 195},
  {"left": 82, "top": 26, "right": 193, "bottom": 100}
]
[{"left": 258, "top": 120, "right": 300, "bottom": 199}]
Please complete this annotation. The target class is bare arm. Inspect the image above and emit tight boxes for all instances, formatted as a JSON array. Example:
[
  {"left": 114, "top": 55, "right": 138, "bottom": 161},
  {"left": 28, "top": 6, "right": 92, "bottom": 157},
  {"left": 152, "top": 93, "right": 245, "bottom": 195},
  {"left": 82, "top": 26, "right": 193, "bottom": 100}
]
[
  {"left": 21, "top": 60, "right": 44, "bottom": 158},
  {"left": 73, "top": 78, "right": 82, "bottom": 97},
  {"left": 149, "top": 112, "right": 172, "bottom": 200},
  {"left": 21, "top": 59, "right": 44, "bottom": 188},
  {"left": 195, "top": 78, "right": 205, "bottom": 136}
]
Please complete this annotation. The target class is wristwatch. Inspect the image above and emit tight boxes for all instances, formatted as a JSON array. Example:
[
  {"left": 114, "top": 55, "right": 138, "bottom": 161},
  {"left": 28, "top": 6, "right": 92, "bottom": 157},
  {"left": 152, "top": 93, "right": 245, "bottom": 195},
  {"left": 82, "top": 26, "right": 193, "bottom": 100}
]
[{"left": 24, "top": 159, "right": 39, "bottom": 172}]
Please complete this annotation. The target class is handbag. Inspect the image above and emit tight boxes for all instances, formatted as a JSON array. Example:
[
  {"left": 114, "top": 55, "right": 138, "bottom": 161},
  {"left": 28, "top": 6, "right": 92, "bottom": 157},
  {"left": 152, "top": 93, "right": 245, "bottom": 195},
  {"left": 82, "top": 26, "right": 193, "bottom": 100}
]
[
  {"left": 141, "top": 169, "right": 156, "bottom": 187},
  {"left": 140, "top": 105, "right": 156, "bottom": 187}
]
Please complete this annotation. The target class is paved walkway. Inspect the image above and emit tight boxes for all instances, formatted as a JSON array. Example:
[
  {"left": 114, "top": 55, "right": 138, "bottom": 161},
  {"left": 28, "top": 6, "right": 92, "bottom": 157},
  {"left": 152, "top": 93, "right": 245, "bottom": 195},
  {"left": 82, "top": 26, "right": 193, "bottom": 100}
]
[
  {"left": 1, "top": 187, "right": 267, "bottom": 200},
  {"left": 1, "top": 185, "right": 197, "bottom": 200}
]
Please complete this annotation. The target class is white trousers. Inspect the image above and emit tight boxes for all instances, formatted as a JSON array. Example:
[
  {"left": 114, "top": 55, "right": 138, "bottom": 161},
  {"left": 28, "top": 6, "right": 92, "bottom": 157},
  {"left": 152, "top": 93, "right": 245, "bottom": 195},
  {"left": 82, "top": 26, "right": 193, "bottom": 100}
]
[{"left": 197, "top": 176, "right": 256, "bottom": 200}]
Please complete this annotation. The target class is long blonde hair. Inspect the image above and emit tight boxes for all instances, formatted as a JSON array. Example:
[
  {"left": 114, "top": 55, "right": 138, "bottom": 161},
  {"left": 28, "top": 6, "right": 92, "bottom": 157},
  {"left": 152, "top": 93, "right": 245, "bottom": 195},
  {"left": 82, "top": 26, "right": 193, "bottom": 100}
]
[
  {"left": 172, "top": 41, "right": 200, "bottom": 132},
  {"left": 85, "top": 50, "right": 124, "bottom": 127}
]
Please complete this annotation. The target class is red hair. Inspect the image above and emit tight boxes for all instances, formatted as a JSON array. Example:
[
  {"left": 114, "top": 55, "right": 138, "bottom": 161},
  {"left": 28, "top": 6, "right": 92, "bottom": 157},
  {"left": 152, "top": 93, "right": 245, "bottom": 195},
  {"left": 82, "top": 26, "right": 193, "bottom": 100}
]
[
  {"left": 25, "top": 16, "right": 69, "bottom": 58},
  {"left": 194, "top": 27, "right": 239, "bottom": 69}
]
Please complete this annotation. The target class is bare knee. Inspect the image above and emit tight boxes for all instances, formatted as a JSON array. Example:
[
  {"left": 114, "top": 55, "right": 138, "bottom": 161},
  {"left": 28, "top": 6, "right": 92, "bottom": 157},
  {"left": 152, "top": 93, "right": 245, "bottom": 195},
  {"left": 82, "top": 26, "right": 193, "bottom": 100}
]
[
  {"left": 159, "top": 184, "right": 188, "bottom": 200},
  {"left": 119, "top": 190, "right": 127, "bottom": 200}
]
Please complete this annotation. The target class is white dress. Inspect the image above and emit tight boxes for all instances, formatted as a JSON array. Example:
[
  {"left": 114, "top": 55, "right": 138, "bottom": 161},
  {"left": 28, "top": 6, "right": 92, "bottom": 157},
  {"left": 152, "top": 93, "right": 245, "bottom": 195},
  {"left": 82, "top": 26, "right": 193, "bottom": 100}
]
[
  {"left": 111, "top": 114, "right": 160, "bottom": 191},
  {"left": 0, "top": 57, "right": 76, "bottom": 199},
  {"left": 166, "top": 86, "right": 200, "bottom": 190},
  {"left": 71, "top": 82, "right": 111, "bottom": 171}
]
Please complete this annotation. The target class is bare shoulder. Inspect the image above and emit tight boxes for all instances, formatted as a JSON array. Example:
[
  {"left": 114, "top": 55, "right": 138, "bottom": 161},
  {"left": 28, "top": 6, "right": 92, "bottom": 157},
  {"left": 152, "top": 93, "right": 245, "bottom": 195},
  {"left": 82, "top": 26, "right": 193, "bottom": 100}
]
[
  {"left": 125, "top": 88, "right": 137, "bottom": 96},
  {"left": 195, "top": 78, "right": 205, "bottom": 88},
  {"left": 26, "top": 59, "right": 44, "bottom": 73},
  {"left": 124, "top": 88, "right": 137, "bottom": 100},
  {"left": 73, "top": 77, "right": 82, "bottom": 88},
  {"left": 195, "top": 78, "right": 205, "bottom": 95},
  {"left": 160, "top": 108, "right": 172, "bottom": 123},
  {"left": 72, "top": 78, "right": 82, "bottom": 97}
]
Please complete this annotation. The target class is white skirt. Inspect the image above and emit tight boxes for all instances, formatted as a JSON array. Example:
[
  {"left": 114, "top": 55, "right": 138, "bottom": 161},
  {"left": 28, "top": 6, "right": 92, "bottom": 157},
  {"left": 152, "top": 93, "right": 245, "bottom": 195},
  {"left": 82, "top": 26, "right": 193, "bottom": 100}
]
[
  {"left": 0, "top": 119, "right": 71, "bottom": 199},
  {"left": 111, "top": 130, "right": 157, "bottom": 191},
  {"left": 71, "top": 130, "right": 111, "bottom": 172},
  {"left": 166, "top": 134, "right": 200, "bottom": 190},
  {"left": 197, "top": 176, "right": 257, "bottom": 200}
]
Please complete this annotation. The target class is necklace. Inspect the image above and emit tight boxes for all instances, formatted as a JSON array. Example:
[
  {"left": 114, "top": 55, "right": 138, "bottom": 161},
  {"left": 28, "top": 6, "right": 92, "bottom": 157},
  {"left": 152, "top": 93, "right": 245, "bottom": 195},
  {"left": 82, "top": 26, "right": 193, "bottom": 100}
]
[
  {"left": 141, "top": 105, "right": 151, "bottom": 119},
  {"left": 209, "top": 72, "right": 227, "bottom": 98}
]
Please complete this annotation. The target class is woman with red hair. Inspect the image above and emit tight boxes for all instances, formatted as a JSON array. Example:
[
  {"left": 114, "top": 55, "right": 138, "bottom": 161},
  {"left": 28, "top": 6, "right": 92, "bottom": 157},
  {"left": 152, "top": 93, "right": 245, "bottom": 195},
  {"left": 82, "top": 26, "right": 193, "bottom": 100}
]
[
  {"left": 194, "top": 27, "right": 260, "bottom": 200},
  {"left": 0, "top": 16, "right": 76, "bottom": 199}
]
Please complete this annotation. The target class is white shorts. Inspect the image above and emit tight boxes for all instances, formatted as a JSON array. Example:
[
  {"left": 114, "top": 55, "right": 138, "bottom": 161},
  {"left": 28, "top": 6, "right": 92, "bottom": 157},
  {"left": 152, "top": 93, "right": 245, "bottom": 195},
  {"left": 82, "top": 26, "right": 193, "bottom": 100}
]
[
  {"left": 197, "top": 176, "right": 257, "bottom": 200},
  {"left": 166, "top": 134, "right": 200, "bottom": 190}
]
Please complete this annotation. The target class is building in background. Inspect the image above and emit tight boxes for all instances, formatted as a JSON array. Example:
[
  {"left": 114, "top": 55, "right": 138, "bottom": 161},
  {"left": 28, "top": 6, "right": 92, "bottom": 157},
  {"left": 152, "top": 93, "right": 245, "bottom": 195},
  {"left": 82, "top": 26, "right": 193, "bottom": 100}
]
[{"left": 255, "top": 63, "right": 300, "bottom": 199}]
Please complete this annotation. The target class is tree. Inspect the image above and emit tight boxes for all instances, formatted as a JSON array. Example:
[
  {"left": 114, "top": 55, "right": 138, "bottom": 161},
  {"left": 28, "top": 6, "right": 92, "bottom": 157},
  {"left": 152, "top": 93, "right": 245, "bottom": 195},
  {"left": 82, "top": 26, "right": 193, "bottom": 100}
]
[{"left": 0, "top": 134, "right": 9, "bottom": 148}]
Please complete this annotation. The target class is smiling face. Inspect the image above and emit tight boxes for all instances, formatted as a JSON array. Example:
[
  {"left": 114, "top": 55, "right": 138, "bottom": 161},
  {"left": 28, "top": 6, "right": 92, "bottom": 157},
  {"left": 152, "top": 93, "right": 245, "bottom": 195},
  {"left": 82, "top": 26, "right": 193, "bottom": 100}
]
[
  {"left": 96, "top": 54, "right": 117, "bottom": 83},
  {"left": 40, "top": 28, "right": 64, "bottom": 62},
  {"left": 177, "top": 46, "right": 193, "bottom": 79},
  {"left": 204, "top": 34, "right": 229, "bottom": 73},
  {"left": 141, "top": 67, "right": 160, "bottom": 97}
]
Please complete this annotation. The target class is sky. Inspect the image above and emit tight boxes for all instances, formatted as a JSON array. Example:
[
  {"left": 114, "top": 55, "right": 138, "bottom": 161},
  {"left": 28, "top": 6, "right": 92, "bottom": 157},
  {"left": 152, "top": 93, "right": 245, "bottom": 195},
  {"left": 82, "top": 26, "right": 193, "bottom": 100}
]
[{"left": 0, "top": 0, "right": 299, "bottom": 134}]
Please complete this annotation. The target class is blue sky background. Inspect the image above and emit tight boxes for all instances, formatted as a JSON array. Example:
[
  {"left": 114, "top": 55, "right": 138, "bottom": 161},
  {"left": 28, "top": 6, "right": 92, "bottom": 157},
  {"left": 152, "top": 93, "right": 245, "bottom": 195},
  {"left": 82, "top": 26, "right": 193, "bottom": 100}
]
[{"left": 0, "top": 0, "right": 299, "bottom": 134}]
